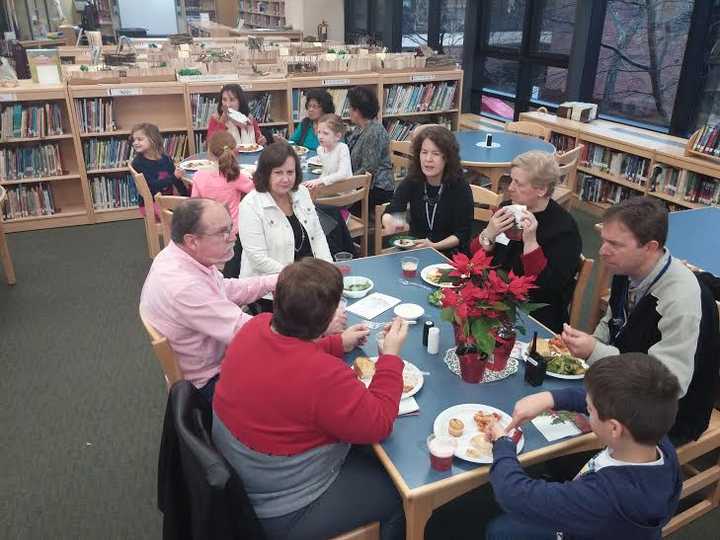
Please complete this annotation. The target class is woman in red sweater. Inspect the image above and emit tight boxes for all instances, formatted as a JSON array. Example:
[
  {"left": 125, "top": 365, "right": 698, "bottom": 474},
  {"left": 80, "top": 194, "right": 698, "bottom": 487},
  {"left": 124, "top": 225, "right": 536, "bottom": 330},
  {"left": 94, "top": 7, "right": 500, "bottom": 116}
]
[
  {"left": 207, "top": 83, "right": 267, "bottom": 147},
  {"left": 212, "top": 258, "right": 409, "bottom": 540}
]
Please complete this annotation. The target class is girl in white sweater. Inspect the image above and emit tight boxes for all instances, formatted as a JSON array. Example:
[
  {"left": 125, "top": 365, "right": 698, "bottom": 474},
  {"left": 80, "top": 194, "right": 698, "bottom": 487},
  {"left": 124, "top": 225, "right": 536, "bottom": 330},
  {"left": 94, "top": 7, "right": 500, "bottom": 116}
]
[{"left": 304, "top": 114, "right": 353, "bottom": 191}]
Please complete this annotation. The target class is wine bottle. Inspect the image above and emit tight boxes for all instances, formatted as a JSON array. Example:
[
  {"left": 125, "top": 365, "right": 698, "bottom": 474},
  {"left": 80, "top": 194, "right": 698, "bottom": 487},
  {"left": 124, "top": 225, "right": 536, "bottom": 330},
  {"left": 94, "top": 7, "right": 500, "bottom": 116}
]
[{"left": 524, "top": 331, "right": 547, "bottom": 386}]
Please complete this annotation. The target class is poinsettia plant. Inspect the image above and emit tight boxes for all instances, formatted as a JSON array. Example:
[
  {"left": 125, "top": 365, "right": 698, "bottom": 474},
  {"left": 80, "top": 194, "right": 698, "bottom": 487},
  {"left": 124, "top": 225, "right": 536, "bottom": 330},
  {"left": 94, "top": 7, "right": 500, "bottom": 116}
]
[{"left": 439, "top": 249, "right": 545, "bottom": 357}]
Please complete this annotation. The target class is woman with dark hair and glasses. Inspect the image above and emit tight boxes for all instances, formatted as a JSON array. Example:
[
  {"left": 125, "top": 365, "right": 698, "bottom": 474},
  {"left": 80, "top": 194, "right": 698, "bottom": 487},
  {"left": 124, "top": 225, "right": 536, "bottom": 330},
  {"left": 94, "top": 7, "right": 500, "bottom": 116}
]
[
  {"left": 212, "top": 258, "right": 409, "bottom": 540},
  {"left": 345, "top": 86, "right": 395, "bottom": 207},
  {"left": 382, "top": 126, "right": 473, "bottom": 257},
  {"left": 278, "top": 88, "right": 335, "bottom": 150},
  {"left": 238, "top": 142, "right": 332, "bottom": 280},
  {"left": 207, "top": 83, "right": 267, "bottom": 147}
]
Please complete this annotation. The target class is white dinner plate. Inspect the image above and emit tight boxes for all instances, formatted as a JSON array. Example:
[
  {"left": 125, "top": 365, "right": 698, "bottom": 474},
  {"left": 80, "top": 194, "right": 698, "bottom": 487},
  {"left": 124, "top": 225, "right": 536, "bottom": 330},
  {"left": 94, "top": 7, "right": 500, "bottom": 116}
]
[
  {"left": 307, "top": 156, "right": 322, "bottom": 167},
  {"left": 433, "top": 403, "right": 524, "bottom": 464},
  {"left": 237, "top": 144, "right": 263, "bottom": 153},
  {"left": 179, "top": 158, "right": 214, "bottom": 171},
  {"left": 520, "top": 343, "right": 587, "bottom": 380},
  {"left": 291, "top": 145, "right": 310, "bottom": 156},
  {"left": 420, "top": 263, "right": 459, "bottom": 289},
  {"left": 359, "top": 358, "right": 424, "bottom": 400}
]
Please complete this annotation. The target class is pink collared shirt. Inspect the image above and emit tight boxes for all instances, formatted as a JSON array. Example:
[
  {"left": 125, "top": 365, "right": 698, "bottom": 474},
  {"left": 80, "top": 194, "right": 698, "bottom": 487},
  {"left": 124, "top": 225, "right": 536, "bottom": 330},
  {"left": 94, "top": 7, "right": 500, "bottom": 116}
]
[{"left": 140, "top": 241, "right": 277, "bottom": 388}]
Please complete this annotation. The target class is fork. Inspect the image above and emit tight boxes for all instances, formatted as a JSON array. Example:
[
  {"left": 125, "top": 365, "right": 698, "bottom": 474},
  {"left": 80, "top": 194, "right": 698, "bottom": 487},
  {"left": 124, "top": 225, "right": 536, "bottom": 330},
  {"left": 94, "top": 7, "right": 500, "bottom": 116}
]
[
  {"left": 398, "top": 278, "right": 433, "bottom": 291},
  {"left": 362, "top": 320, "right": 418, "bottom": 329}
]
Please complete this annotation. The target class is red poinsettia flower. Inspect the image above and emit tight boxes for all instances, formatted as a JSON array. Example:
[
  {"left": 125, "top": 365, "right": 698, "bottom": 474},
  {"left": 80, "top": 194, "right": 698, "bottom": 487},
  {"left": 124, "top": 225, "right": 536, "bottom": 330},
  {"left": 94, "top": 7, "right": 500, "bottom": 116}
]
[
  {"left": 506, "top": 271, "right": 537, "bottom": 301},
  {"left": 470, "top": 248, "right": 494, "bottom": 272},
  {"left": 449, "top": 252, "right": 472, "bottom": 278}
]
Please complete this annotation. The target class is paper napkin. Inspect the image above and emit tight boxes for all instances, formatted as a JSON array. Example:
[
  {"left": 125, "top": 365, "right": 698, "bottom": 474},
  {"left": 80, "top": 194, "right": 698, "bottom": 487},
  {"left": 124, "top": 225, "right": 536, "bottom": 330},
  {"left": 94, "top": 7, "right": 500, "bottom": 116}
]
[
  {"left": 398, "top": 397, "right": 419, "bottom": 416},
  {"left": 346, "top": 293, "right": 401, "bottom": 320},
  {"left": 532, "top": 410, "right": 591, "bottom": 442}
]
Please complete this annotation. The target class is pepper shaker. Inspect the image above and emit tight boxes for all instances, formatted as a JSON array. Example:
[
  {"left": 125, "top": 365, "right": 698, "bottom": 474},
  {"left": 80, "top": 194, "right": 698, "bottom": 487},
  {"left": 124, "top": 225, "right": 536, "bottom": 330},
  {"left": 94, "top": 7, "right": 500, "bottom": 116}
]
[{"left": 422, "top": 321, "right": 434, "bottom": 347}]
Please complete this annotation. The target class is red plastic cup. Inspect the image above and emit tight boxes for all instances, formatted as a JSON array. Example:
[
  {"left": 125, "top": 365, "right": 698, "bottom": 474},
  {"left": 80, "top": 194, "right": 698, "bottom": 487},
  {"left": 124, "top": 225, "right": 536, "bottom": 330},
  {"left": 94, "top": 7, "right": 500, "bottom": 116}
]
[
  {"left": 401, "top": 256, "right": 419, "bottom": 278},
  {"left": 458, "top": 349, "right": 487, "bottom": 383},
  {"left": 427, "top": 434, "right": 456, "bottom": 471},
  {"left": 490, "top": 332, "right": 516, "bottom": 372},
  {"left": 505, "top": 225, "right": 523, "bottom": 241},
  {"left": 337, "top": 264, "right": 351, "bottom": 275}
]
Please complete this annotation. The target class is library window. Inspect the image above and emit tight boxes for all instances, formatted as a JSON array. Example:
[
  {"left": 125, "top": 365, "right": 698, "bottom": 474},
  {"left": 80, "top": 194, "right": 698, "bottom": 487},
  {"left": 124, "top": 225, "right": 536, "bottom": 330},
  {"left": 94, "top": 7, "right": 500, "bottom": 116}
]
[
  {"left": 693, "top": 3, "right": 720, "bottom": 132},
  {"left": 484, "top": 0, "right": 527, "bottom": 50},
  {"left": 531, "top": 0, "right": 577, "bottom": 55},
  {"left": 402, "top": 0, "right": 429, "bottom": 49},
  {"left": 593, "top": 0, "right": 693, "bottom": 129},
  {"left": 530, "top": 65, "right": 568, "bottom": 105},
  {"left": 440, "top": 0, "right": 467, "bottom": 64}
]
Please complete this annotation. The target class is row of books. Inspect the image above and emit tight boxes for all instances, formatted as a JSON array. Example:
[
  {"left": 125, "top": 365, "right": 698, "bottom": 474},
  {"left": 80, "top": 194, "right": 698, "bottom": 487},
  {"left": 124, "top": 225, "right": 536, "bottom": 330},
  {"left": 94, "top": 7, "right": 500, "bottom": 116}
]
[
  {"left": 692, "top": 123, "right": 720, "bottom": 157},
  {"left": 580, "top": 143, "right": 649, "bottom": 184},
  {"left": 577, "top": 173, "right": 638, "bottom": 205},
  {"left": 0, "top": 144, "right": 64, "bottom": 180},
  {"left": 1, "top": 182, "right": 56, "bottom": 220},
  {"left": 383, "top": 117, "right": 453, "bottom": 142},
  {"left": 293, "top": 89, "right": 352, "bottom": 121},
  {"left": 1, "top": 102, "right": 65, "bottom": 140},
  {"left": 191, "top": 94, "right": 218, "bottom": 128},
  {"left": 550, "top": 133, "right": 575, "bottom": 153},
  {"left": 82, "top": 138, "right": 133, "bottom": 171},
  {"left": 90, "top": 174, "right": 139, "bottom": 210},
  {"left": 163, "top": 134, "right": 188, "bottom": 162},
  {"left": 194, "top": 132, "right": 207, "bottom": 153},
  {"left": 248, "top": 94, "right": 274, "bottom": 124},
  {"left": 383, "top": 83, "right": 456, "bottom": 115},
  {"left": 74, "top": 98, "right": 116, "bottom": 133},
  {"left": 649, "top": 165, "right": 720, "bottom": 205}
]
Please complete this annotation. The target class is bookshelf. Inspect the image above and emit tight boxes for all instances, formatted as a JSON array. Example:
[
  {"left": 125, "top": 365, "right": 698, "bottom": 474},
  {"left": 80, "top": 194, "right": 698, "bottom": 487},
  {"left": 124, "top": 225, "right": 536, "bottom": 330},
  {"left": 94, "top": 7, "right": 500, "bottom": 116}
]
[
  {"left": 239, "top": 1, "right": 287, "bottom": 28},
  {"left": 0, "top": 84, "right": 91, "bottom": 233},
  {"left": 68, "top": 82, "right": 192, "bottom": 224},
  {"left": 520, "top": 111, "right": 720, "bottom": 215}
]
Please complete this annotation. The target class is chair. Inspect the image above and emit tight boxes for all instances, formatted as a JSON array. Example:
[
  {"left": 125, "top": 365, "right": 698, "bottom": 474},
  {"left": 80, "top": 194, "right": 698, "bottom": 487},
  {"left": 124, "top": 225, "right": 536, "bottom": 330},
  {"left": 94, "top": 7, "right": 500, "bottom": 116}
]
[
  {"left": 140, "top": 309, "right": 184, "bottom": 388},
  {"left": 154, "top": 194, "right": 189, "bottom": 249},
  {"left": 313, "top": 174, "right": 372, "bottom": 257},
  {"left": 662, "top": 408, "right": 720, "bottom": 537},
  {"left": 555, "top": 144, "right": 584, "bottom": 194},
  {"left": 410, "top": 123, "right": 442, "bottom": 140},
  {"left": 470, "top": 184, "right": 502, "bottom": 224},
  {"left": 129, "top": 163, "right": 163, "bottom": 259},
  {"left": 333, "top": 523, "right": 380, "bottom": 540},
  {"left": 0, "top": 186, "right": 17, "bottom": 285},
  {"left": 390, "top": 140, "right": 412, "bottom": 186},
  {"left": 505, "top": 121, "right": 551, "bottom": 141},
  {"left": 373, "top": 202, "right": 397, "bottom": 256},
  {"left": 569, "top": 255, "right": 594, "bottom": 330}
]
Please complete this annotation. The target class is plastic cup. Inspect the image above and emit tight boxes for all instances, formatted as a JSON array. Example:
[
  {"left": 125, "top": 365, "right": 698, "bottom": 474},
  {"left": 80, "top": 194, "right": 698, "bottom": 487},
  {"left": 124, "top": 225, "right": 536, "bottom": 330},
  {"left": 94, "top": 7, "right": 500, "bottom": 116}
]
[
  {"left": 427, "top": 434, "right": 456, "bottom": 471},
  {"left": 458, "top": 348, "right": 487, "bottom": 384},
  {"left": 401, "top": 256, "right": 419, "bottom": 278},
  {"left": 334, "top": 251, "right": 353, "bottom": 275},
  {"left": 505, "top": 225, "right": 523, "bottom": 242}
]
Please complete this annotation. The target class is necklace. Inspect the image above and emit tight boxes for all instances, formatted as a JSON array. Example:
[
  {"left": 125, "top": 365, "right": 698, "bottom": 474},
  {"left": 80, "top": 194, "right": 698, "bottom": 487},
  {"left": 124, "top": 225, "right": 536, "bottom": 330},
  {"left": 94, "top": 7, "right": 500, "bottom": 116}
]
[
  {"left": 294, "top": 218, "right": 306, "bottom": 252},
  {"left": 424, "top": 183, "right": 443, "bottom": 232}
]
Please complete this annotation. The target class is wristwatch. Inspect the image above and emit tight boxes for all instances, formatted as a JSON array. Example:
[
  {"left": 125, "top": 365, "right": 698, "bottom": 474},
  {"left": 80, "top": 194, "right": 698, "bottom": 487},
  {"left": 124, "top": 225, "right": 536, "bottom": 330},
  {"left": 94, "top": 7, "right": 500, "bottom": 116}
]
[{"left": 479, "top": 231, "right": 494, "bottom": 249}]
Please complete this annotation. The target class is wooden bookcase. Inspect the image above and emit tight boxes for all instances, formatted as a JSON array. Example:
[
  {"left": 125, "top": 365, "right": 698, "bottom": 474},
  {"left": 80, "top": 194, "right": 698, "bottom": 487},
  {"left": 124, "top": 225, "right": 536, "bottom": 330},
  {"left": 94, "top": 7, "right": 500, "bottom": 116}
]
[
  {"left": 68, "top": 82, "right": 192, "bottom": 223},
  {"left": 239, "top": 0, "right": 287, "bottom": 28},
  {"left": 0, "top": 84, "right": 91, "bottom": 233},
  {"left": 520, "top": 111, "right": 720, "bottom": 214}
]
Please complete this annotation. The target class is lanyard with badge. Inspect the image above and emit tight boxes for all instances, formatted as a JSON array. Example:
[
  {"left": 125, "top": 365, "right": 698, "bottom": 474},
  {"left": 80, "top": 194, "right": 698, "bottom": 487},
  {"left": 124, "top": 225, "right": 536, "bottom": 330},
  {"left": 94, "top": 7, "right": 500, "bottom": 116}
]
[
  {"left": 608, "top": 255, "right": 672, "bottom": 343},
  {"left": 424, "top": 183, "right": 443, "bottom": 232}
]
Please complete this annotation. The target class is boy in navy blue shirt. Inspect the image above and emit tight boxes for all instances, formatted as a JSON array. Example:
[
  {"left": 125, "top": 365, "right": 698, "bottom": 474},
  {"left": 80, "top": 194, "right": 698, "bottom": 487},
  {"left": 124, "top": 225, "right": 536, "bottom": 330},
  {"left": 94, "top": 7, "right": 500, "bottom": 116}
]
[{"left": 487, "top": 353, "right": 682, "bottom": 539}]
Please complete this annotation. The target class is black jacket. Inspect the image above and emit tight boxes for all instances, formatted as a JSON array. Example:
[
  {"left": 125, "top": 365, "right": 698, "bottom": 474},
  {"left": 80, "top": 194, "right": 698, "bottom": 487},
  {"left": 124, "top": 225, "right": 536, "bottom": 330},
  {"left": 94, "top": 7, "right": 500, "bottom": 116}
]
[{"left": 158, "top": 381, "right": 266, "bottom": 540}]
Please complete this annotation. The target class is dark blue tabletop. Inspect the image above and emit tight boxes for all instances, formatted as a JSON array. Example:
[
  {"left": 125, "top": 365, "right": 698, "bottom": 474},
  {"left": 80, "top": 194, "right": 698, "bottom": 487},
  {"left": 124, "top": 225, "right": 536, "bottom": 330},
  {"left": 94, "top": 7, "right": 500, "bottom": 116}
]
[
  {"left": 342, "top": 249, "right": 583, "bottom": 490},
  {"left": 456, "top": 130, "right": 555, "bottom": 165},
  {"left": 182, "top": 148, "right": 319, "bottom": 181},
  {"left": 666, "top": 207, "right": 720, "bottom": 276}
]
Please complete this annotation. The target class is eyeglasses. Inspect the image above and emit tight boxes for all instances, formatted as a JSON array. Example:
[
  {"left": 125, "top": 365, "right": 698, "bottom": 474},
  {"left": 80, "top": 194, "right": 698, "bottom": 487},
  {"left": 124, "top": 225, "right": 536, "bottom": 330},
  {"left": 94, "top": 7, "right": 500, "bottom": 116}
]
[{"left": 197, "top": 228, "right": 234, "bottom": 242}]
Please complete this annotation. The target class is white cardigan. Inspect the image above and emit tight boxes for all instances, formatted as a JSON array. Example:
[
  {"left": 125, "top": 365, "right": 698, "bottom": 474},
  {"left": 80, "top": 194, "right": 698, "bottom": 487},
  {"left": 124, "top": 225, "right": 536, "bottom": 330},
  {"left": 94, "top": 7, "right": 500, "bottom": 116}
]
[{"left": 238, "top": 185, "right": 332, "bottom": 278}]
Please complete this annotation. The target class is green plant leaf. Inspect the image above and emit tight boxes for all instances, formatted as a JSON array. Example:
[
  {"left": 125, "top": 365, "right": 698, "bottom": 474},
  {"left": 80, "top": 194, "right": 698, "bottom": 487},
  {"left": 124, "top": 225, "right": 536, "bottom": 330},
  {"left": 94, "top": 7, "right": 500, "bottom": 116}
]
[
  {"left": 519, "top": 302, "right": 548, "bottom": 314},
  {"left": 440, "top": 307, "right": 455, "bottom": 323},
  {"left": 471, "top": 319, "right": 497, "bottom": 356}
]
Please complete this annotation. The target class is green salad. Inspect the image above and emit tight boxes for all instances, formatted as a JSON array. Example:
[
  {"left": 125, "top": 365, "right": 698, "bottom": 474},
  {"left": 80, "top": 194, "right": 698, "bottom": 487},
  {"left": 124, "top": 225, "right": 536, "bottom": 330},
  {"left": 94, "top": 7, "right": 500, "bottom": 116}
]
[
  {"left": 428, "top": 289, "right": 444, "bottom": 307},
  {"left": 546, "top": 354, "right": 586, "bottom": 376},
  {"left": 345, "top": 281, "right": 371, "bottom": 292}
]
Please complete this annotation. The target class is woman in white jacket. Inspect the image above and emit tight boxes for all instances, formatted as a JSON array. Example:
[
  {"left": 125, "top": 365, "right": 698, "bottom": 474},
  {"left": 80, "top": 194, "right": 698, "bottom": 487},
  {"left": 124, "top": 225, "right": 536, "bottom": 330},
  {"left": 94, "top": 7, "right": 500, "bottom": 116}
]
[{"left": 239, "top": 143, "right": 332, "bottom": 281}]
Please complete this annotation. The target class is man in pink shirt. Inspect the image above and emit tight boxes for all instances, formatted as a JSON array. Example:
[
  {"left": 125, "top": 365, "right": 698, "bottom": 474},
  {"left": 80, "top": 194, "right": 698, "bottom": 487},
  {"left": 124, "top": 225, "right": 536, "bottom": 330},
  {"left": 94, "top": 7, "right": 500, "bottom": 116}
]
[{"left": 140, "top": 198, "right": 277, "bottom": 401}]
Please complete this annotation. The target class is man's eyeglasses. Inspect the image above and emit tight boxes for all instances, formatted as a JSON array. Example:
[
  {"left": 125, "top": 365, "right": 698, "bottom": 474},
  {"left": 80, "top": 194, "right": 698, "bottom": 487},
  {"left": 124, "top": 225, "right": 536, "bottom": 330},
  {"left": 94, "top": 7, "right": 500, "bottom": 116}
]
[{"left": 197, "top": 228, "right": 234, "bottom": 242}]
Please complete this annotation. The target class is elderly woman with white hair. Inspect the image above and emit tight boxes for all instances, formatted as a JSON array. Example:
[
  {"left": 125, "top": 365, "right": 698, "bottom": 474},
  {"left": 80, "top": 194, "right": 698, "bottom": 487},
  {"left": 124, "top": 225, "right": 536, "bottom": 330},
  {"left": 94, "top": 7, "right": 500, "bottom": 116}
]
[{"left": 470, "top": 150, "right": 582, "bottom": 332}]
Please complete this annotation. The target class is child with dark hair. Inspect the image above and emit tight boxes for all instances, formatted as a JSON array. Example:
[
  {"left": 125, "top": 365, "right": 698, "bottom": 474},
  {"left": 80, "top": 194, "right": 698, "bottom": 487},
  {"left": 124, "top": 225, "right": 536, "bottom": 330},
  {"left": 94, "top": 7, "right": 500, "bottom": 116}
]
[
  {"left": 485, "top": 353, "right": 682, "bottom": 539},
  {"left": 130, "top": 122, "right": 188, "bottom": 218},
  {"left": 207, "top": 84, "right": 267, "bottom": 147}
]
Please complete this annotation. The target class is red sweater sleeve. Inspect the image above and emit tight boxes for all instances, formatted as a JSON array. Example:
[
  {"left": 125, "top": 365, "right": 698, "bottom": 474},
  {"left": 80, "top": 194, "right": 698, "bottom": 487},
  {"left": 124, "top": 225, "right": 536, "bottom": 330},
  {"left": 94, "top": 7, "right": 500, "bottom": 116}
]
[
  {"left": 251, "top": 118, "right": 263, "bottom": 141},
  {"left": 317, "top": 334, "right": 344, "bottom": 359},
  {"left": 313, "top": 353, "right": 404, "bottom": 444},
  {"left": 521, "top": 246, "right": 548, "bottom": 276},
  {"left": 207, "top": 115, "right": 226, "bottom": 141}
]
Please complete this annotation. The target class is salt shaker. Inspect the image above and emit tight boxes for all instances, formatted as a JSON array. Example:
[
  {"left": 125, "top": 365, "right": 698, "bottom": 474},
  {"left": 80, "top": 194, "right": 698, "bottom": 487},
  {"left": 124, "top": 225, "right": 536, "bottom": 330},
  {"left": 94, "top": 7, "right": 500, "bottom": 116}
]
[{"left": 427, "top": 326, "right": 440, "bottom": 354}]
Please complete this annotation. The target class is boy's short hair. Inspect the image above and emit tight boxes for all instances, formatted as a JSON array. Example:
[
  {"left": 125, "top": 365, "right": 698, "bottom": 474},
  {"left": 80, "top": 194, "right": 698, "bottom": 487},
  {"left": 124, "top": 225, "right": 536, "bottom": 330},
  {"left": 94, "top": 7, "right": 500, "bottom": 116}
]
[
  {"left": 585, "top": 353, "right": 680, "bottom": 445},
  {"left": 602, "top": 197, "right": 668, "bottom": 247}
]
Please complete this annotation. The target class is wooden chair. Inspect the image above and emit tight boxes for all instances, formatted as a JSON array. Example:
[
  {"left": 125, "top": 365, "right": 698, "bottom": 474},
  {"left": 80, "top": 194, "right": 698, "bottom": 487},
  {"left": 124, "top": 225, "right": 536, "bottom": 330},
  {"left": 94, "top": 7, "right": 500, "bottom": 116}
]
[
  {"left": 154, "top": 194, "right": 189, "bottom": 248},
  {"left": 390, "top": 139, "right": 412, "bottom": 160},
  {"left": 332, "top": 522, "right": 380, "bottom": 540},
  {"left": 140, "top": 309, "right": 184, "bottom": 388},
  {"left": 373, "top": 202, "right": 410, "bottom": 256},
  {"left": 129, "top": 163, "right": 163, "bottom": 259},
  {"left": 505, "top": 120, "right": 550, "bottom": 141},
  {"left": 470, "top": 184, "right": 502, "bottom": 224},
  {"left": 0, "top": 186, "right": 17, "bottom": 285},
  {"left": 390, "top": 148, "right": 411, "bottom": 185},
  {"left": 410, "top": 123, "right": 442, "bottom": 140},
  {"left": 313, "top": 174, "right": 372, "bottom": 257},
  {"left": 569, "top": 255, "right": 594, "bottom": 330},
  {"left": 555, "top": 144, "right": 584, "bottom": 194},
  {"left": 662, "top": 408, "right": 720, "bottom": 536}
]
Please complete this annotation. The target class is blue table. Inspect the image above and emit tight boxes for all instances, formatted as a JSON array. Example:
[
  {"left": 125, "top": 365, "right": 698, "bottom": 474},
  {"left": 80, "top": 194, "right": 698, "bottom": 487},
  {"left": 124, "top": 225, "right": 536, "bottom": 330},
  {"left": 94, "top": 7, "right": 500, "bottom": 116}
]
[
  {"left": 456, "top": 130, "right": 556, "bottom": 191},
  {"left": 666, "top": 207, "right": 720, "bottom": 276},
  {"left": 343, "top": 249, "right": 598, "bottom": 540}
]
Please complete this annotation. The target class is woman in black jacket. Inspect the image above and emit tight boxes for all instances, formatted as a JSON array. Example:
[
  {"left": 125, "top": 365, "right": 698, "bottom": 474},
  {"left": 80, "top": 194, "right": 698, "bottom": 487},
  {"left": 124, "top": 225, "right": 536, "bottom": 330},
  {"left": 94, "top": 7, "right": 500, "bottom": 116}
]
[
  {"left": 471, "top": 150, "right": 582, "bottom": 333},
  {"left": 382, "top": 126, "right": 473, "bottom": 257}
]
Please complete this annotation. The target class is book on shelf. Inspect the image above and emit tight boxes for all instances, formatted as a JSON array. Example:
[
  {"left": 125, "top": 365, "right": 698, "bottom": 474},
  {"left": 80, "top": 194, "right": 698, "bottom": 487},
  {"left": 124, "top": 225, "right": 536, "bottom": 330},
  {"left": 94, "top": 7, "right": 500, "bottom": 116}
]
[
  {"left": 2, "top": 182, "right": 56, "bottom": 219},
  {"left": 683, "top": 172, "right": 720, "bottom": 205},
  {"left": 90, "top": 174, "right": 139, "bottom": 210},
  {"left": 191, "top": 94, "right": 219, "bottom": 128},
  {"left": 382, "top": 82, "right": 456, "bottom": 115},
  {"left": 194, "top": 131, "right": 207, "bottom": 153},
  {"left": 163, "top": 133, "right": 188, "bottom": 162},
  {"left": 383, "top": 116, "right": 453, "bottom": 141},
  {"left": 580, "top": 143, "right": 648, "bottom": 185},
  {"left": 248, "top": 93, "right": 273, "bottom": 124},
  {"left": 0, "top": 102, "right": 65, "bottom": 140},
  {"left": 692, "top": 123, "right": 720, "bottom": 157},
  {"left": 74, "top": 98, "right": 116, "bottom": 133},
  {"left": 0, "top": 143, "right": 64, "bottom": 180},
  {"left": 82, "top": 137, "right": 133, "bottom": 170},
  {"left": 649, "top": 165, "right": 682, "bottom": 196},
  {"left": 576, "top": 173, "right": 638, "bottom": 205},
  {"left": 549, "top": 133, "right": 575, "bottom": 153}
]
